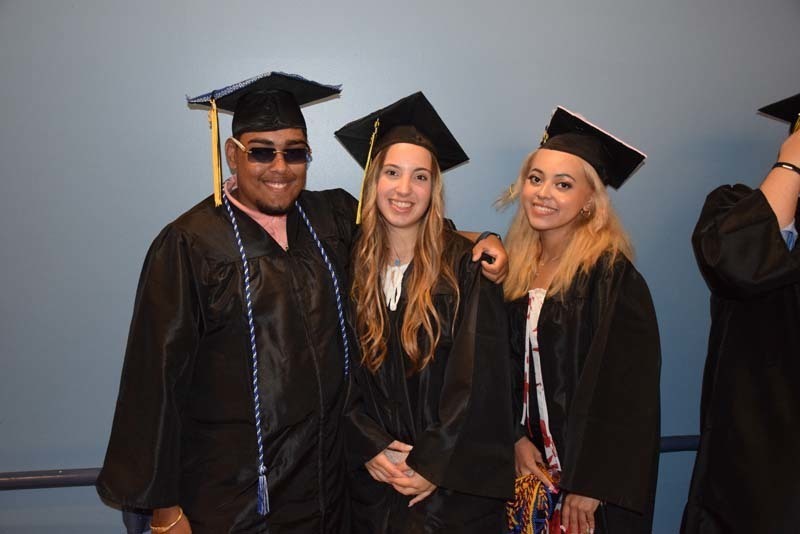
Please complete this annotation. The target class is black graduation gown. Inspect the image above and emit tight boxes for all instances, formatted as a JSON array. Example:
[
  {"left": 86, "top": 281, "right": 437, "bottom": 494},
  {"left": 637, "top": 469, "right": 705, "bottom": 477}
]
[
  {"left": 682, "top": 185, "right": 800, "bottom": 534},
  {"left": 508, "top": 254, "right": 661, "bottom": 533},
  {"left": 345, "top": 231, "right": 516, "bottom": 534},
  {"left": 96, "top": 189, "right": 358, "bottom": 534}
]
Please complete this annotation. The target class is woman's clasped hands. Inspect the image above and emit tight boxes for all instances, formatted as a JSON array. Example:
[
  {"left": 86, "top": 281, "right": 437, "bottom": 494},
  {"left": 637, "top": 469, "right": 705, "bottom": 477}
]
[{"left": 365, "top": 440, "right": 437, "bottom": 506}]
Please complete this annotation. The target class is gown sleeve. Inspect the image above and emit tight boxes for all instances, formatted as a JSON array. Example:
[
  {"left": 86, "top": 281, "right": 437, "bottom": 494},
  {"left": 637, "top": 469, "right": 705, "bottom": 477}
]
[
  {"left": 692, "top": 184, "right": 800, "bottom": 298},
  {"left": 327, "top": 188, "right": 359, "bottom": 246},
  {"left": 343, "top": 363, "right": 397, "bottom": 469},
  {"left": 96, "top": 224, "right": 201, "bottom": 509},
  {"left": 406, "top": 253, "right": 515, "bottom": 500},
  {"left": 559, "top": 257, "right": 661, "bottom": 514}
]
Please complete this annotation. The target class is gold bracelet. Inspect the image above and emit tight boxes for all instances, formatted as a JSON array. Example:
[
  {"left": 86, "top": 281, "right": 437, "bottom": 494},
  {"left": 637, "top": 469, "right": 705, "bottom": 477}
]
[{"left": 150, "top": 507, "right": 184, "bottom": 532}]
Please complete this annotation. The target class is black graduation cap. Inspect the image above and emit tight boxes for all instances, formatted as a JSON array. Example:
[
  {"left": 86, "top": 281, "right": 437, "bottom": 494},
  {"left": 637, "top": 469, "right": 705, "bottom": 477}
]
[
  {"left": 758, "top": 92, "right": 800, "bottom": 134},
  {"left": 335, "top": 92, "right": 468, "bottom": 171},
  {"left": 335, "top": 92, "right": 468, "bottom": 223},
  {"left": 188, "top": 71, "right": 341, "bottom": 134},
  {"left": 186, "top": 72, "right": 341, "bottom": 206},
  {"left": 539, "top": 107, "right": 646, "bottom": 189}
]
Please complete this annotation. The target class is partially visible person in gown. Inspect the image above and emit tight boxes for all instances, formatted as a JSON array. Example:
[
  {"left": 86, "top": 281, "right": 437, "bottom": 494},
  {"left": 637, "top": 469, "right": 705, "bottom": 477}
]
[
  {"left": 338, "top": 92, "right": 515, "bottom": 533},
  {"left": 682, "top": 94, "right": 800, "bottom": 534},
  {"left": 501, "top": 107, "right": 661, "bottom": 534}
]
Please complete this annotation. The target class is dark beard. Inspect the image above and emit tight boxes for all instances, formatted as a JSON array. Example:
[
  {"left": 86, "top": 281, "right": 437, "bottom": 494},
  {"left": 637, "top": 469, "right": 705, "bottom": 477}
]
[{"left": 255, "top": 201, "right": 293, "bottom": 216}]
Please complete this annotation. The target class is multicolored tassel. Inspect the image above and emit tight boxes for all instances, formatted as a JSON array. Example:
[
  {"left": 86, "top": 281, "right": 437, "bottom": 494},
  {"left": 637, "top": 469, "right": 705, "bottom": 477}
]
[{"left": 506, "top": 473, "right": 558, "bottom": 534}]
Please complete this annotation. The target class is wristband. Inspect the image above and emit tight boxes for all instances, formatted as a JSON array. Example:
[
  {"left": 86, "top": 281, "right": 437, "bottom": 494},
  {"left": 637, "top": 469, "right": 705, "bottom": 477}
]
[
  {"left": 151, "top": 508, "right": 184, "bottom": 532},
  {"left": 773, "top": 161, "right": 800, "bottom": 176},
  {"left": 476, "top": 231, "right": 501, "bottom": 243}
]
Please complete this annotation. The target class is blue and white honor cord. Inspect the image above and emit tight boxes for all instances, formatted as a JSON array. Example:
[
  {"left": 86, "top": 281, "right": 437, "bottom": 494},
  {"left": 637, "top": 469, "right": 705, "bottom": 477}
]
[
  {"left": 222, "top": 193, "right": 351, "bottom": 516},
  {"left": 295, "top": 202, "right": 351, "bottom": 378}
]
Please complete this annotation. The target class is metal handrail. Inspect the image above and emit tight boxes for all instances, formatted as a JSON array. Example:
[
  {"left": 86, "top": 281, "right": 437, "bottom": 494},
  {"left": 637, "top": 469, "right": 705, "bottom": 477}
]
[
  {"left": 0, "top": 435, "right": 700, "bottom": 492},
  {"left": 659, "top": 434, "right": 700, "bottom": 452},
  {"left": 0, "top": 468, "right": 100, "bottom": 491}
]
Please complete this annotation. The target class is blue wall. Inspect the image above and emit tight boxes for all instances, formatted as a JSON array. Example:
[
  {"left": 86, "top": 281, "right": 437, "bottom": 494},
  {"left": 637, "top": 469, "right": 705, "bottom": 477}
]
[{"left": 1, "top": 1, "right": 798, "bottom": 531}]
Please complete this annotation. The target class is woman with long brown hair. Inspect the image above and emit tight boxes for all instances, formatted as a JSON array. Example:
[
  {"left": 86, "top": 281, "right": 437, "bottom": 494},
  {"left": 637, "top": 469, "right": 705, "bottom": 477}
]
[
  {"left": 336, "top": 93, "right": 515, "bottom": 533},
  {"left": 501, "top": 108, "right": 661, "bottom": 534}
]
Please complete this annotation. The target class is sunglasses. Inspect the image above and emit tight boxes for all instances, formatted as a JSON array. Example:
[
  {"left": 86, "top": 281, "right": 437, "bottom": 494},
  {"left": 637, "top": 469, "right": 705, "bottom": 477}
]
[{"left": 229, "top": 137, "right": 312, "bottom": 165}]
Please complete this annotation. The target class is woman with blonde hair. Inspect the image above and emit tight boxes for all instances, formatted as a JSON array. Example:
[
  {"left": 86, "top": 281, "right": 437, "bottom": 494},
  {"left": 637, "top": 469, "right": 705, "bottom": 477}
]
[
  {"left": 502, "top": 108, "right": 661, "bottom": 534},
  {"left": 336, "top": 92, "right": 515, "bottom": 533}
]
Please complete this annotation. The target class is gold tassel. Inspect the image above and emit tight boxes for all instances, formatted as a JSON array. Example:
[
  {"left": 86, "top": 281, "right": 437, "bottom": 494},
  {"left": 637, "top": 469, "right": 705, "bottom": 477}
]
[
  {"left": 356, "top": 118, "right": 381, "bottom": 225},
  {"left": 208, "top": 98, "right": 223, "bottom": 207},
  {"left": 792, "top": 114, "right": 799, "bottom": 135}
]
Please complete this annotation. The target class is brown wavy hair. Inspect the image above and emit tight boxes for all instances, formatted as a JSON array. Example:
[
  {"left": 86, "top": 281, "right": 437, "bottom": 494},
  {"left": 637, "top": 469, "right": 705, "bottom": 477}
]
[
  {"left": 351, "top": 146, "right": 459, "bottom": 374},
  {"left": 497, "top": 148, "right": 634, "bottom": 301}
]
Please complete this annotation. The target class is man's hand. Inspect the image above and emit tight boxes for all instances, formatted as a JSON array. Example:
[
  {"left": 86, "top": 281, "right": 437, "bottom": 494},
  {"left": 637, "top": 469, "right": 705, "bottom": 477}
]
[
  {"left": 561, "top": 493, "right": 601, "bottom": 534},
  {"left": 471, "top": 234, "right": 508, "bottom": 283}
]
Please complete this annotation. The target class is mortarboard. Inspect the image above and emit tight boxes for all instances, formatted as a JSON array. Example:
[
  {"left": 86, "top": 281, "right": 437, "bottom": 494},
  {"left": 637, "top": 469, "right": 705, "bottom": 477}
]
[
  {"left": 334, "top": 92, "right": 468, "bottom": 223},
  {"left": 758, "top": 92, "right": 800, "bottom": 135},
  {"left": 539, "top": 107, "right": 646, "bottom": 189},
  {"left": 187, "top": 72, "right": 341, "bottom": 206}
]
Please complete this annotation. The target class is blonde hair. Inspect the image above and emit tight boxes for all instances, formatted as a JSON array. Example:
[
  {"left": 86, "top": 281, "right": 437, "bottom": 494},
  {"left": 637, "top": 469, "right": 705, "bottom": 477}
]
[
  {"left": 498, "top": 149, "right": 633, "bottom": 301},
  {"left": 351, "top": 146, "right": 459, "bottom": 374}
]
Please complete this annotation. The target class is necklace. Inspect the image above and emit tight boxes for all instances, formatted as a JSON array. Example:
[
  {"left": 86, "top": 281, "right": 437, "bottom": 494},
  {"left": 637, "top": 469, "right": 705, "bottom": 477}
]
[
  {"left": 538, "top": 254, "right": 561, "bottom": 267},
  {"left": 533, "top": 253, "right": 561, "bottom": 280},
  {"left": 389, "top": 243, "right": 407, "bottom": 266}
]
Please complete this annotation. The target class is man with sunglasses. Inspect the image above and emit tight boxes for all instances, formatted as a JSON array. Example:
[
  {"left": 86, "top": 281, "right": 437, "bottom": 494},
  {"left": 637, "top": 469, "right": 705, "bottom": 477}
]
[{"left": 96, "top": 72, "right": 507, "bottom": 534}]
